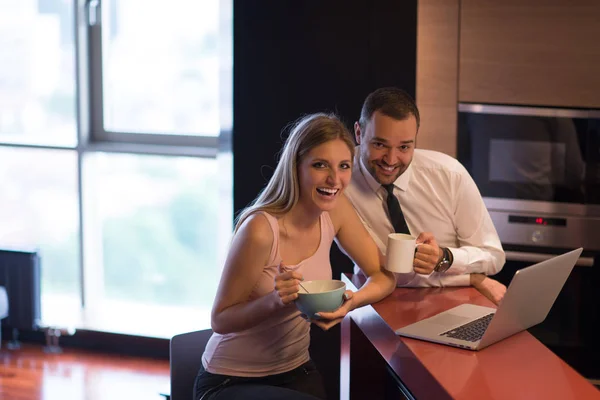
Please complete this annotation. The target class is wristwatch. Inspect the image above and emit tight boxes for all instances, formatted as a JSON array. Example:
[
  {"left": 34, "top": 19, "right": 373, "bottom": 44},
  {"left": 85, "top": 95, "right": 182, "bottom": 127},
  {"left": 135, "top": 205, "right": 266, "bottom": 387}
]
[{"left": 434, "top": 247, "right": 453, "bottom": 273}]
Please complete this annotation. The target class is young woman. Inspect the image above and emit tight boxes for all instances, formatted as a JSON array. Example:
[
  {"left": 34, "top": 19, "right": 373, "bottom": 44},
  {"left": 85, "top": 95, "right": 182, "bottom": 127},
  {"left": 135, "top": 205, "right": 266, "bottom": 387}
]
[{"left": 194, "top": 113, "right": 396, "bottom": 400}]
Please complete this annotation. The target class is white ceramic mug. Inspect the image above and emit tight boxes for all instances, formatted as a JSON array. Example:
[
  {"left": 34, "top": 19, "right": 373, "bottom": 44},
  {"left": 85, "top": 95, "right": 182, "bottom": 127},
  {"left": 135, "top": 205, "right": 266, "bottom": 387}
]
[{"left": 385, "top": 233, "right": 418, "bottom": 274}]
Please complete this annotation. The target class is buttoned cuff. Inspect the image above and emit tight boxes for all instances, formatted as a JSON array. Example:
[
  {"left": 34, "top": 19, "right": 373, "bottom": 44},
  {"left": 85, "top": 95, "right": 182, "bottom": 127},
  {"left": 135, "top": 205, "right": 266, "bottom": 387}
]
[{"left": 446, "top": 247, "right": 471, "bottom": 275}]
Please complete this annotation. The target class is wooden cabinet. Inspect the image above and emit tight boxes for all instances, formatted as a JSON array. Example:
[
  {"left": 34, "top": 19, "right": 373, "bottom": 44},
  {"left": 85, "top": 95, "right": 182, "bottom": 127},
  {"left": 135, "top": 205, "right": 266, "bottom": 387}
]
[
  {"left": 459, "top": 0, "right": 600, "bottom": 108},
  {"left": 416, "top": 0, "right": 460, "bottom": 157}
]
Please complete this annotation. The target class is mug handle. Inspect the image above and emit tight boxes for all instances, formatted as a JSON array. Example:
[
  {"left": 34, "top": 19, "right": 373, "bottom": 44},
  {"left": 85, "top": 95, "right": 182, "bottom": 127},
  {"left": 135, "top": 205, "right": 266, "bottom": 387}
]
[{"left": 414, "top": 242, "right": 424, "bottom": 254}]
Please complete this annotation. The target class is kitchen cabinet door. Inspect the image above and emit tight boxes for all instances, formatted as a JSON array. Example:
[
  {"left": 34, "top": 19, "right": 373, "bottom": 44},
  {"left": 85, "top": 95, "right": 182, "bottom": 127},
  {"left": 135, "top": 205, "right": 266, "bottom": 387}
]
[
  {"left": 459, "top": 0, "right": 600, "bottom": 108},
  {"left": 416, "top": 0, "right": 460, "bottom": 157}
]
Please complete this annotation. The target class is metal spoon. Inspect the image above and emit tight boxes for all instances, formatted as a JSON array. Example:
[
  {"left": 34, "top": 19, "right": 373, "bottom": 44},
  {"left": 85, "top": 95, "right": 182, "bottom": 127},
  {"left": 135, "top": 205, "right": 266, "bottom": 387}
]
[{"left": 298, "top": 281, "right": 310, "bottom": 294}]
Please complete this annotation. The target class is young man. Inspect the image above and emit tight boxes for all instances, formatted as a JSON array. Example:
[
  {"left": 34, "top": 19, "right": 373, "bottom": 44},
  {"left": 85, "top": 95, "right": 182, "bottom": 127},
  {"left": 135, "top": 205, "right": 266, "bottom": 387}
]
[{"left": 343, "top": 87, "right": 506, "bottom": 304}]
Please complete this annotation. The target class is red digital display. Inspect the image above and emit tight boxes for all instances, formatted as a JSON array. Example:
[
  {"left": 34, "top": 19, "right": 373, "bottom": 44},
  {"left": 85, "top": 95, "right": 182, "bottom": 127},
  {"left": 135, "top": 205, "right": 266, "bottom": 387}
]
[{"left": 509, "top": 215, "right": 567, "bottom": 227}]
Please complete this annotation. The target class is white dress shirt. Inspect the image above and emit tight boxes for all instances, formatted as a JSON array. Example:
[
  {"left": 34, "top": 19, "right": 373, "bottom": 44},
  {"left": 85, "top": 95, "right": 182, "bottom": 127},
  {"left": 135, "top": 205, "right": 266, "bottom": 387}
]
[{"left": 342, "top": 148, "right": 505, "bottom": 287}]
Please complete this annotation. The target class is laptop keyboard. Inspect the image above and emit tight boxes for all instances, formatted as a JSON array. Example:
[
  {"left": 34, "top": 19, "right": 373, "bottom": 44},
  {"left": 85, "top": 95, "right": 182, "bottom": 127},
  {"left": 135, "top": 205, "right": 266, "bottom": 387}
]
[{"left": 440, "top": 313, "right": 495, "bottom": 342}]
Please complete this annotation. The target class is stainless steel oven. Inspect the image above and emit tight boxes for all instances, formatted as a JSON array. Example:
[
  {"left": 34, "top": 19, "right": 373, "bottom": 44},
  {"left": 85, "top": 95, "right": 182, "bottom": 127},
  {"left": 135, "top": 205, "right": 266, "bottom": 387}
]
[{"left": 457, "top": 103, "right": 600, "bottom": 382}]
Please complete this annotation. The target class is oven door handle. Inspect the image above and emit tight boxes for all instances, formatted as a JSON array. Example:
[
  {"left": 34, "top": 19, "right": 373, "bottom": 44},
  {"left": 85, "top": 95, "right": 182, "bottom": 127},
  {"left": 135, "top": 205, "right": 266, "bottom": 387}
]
[{"left": 505, "top": 251, "right": 594, "bottom": 267}]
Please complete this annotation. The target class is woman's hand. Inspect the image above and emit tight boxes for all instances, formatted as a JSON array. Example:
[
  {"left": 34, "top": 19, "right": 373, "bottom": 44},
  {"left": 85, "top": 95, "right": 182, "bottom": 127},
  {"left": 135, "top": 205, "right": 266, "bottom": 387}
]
[
  {"left": 274, "top": 264, "right": 304, "bottom": 305},
  {"left": 302, "top": 290, "right": 355, "bottom": 330}
]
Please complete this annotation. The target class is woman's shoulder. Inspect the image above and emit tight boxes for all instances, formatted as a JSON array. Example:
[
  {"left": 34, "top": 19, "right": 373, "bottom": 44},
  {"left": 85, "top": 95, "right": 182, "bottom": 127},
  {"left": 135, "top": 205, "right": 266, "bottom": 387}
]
[{"left": 236, "top": 212, "right": 275, "bottom": 248}]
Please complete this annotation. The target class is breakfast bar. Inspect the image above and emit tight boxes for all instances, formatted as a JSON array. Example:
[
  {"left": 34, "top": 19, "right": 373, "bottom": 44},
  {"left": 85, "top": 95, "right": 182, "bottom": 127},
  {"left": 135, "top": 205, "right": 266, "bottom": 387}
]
[{"left": 340, "top": 273, "right": 600, "bottom": 400}]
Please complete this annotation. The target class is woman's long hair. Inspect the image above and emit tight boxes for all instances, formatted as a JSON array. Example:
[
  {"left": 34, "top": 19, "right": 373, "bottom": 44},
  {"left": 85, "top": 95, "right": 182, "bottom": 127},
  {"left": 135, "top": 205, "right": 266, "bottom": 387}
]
[{"left": 234, "top": 113, "right": 355, "bottom": 233}]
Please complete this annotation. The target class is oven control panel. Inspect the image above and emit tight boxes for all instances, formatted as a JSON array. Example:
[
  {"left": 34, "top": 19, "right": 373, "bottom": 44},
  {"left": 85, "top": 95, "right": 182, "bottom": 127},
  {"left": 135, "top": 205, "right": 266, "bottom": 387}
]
[{"left": 489, "top": 211, "right": 600, "bottom": 252}]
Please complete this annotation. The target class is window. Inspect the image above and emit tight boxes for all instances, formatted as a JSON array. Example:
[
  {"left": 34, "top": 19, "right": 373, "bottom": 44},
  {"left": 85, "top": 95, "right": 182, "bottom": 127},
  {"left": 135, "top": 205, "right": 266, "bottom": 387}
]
[
  {"left": 81, "top": 153, "right": 225, "bottom": 337},
  {"left": 0, "top": 1, "right": 76, "bottom": 146},
  {"left": 0, "top": 0, "right": 232, "bottom": 338},
  {"left": 100, "top": 0, "right": 221, "bottom": 136}
]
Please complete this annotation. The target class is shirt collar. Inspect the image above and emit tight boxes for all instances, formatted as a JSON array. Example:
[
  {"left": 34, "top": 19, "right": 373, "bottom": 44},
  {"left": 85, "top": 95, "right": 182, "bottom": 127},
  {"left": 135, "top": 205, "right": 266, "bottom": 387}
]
[
  {"left": 394, "top": 160, "right": 413, "bottom": 192},
  {"left": 356, "top": 146, "right": 413, "bottom": 193}
]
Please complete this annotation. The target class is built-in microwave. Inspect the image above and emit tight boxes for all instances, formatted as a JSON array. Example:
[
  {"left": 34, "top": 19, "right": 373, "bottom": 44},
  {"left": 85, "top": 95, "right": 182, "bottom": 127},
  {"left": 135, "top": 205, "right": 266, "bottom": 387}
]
[{"left": 457, "top": 103, "right": 600, "bottom": 253}]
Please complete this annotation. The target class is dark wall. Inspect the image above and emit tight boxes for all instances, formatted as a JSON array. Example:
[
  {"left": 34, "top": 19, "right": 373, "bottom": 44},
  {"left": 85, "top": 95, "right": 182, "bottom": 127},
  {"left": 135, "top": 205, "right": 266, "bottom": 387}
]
[{"left": 233, "top": 1, "right": 417, "bottom": 398}]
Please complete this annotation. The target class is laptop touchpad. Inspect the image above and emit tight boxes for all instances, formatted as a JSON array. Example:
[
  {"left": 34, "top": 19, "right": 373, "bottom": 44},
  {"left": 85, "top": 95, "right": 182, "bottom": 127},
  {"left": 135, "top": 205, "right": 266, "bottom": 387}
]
[{"left": 429, "top": 313, "right": 471, "bottom": 326}]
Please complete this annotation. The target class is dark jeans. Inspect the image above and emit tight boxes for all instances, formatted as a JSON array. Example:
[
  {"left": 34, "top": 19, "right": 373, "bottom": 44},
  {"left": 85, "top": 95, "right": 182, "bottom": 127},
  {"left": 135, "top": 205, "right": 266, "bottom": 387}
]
[{"left": 194, "top": 359, "right": 327, "bottom": 400}]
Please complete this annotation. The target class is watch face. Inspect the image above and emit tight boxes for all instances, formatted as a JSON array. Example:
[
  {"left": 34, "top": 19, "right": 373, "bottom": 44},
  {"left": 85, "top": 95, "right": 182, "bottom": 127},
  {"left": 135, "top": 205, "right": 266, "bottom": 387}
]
[{"left": 436, "top": 260, "right": 451, "bottom": 273}]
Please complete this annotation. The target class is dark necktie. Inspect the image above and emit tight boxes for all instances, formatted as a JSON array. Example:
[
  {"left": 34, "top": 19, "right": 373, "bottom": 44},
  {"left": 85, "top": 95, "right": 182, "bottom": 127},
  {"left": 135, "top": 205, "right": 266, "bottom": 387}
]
[{"left": 383, "top": 184, "right": 410, "bottom": 234}]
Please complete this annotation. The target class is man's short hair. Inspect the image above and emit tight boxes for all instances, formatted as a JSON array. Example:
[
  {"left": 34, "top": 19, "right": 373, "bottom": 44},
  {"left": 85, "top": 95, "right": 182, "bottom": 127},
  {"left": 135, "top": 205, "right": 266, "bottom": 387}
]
[{"left": 359, "top": 87, "right": 420, "bottom": 132}]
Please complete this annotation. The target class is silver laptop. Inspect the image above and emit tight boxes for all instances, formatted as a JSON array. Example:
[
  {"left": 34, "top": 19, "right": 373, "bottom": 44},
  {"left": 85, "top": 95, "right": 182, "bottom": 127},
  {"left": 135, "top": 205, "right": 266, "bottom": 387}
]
[{"left": 395, "top": 248, "right": 583, "bottom": 350}]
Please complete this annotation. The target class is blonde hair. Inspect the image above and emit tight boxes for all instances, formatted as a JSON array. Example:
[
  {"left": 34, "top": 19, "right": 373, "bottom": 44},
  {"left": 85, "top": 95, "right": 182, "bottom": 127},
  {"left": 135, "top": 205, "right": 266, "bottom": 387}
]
[{"left": 234, "top": 113, "right": 354, "bottom": 233}]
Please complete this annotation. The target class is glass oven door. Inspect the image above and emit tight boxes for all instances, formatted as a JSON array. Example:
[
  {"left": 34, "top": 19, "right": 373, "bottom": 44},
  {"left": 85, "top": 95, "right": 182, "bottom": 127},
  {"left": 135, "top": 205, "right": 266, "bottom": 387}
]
[{"left": 457, "top": 104, "right": 600, "bottom": 208}]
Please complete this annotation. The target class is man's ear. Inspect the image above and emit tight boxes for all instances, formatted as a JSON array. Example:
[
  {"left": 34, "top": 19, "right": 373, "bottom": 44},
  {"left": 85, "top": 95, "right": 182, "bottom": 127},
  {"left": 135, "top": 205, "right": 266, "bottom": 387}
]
[{"left": 354, "top": 121, "right": 362, "bottom": 144}]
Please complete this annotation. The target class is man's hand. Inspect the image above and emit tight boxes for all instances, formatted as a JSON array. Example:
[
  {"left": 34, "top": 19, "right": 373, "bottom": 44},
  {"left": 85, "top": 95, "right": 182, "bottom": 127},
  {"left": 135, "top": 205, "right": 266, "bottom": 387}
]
[
  {"left": 414, "top": 232, "right": 442, "bottom": 275},
  {"left": 470, "top": 274, "right": 506, "bottom": 305}
]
